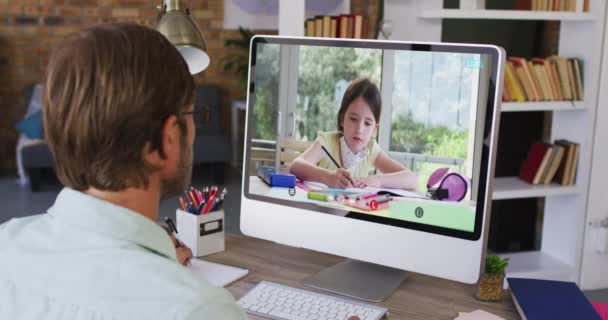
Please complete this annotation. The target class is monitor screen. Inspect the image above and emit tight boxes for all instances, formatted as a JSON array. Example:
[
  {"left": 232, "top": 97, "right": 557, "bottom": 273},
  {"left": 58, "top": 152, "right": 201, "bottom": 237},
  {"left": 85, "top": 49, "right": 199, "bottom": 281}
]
[{"left": 243, "top": 36, "right": 501, "bottom": 241}]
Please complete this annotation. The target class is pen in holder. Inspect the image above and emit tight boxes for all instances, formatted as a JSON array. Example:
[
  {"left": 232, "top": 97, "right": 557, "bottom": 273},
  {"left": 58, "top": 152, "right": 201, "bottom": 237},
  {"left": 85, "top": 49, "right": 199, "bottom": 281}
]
[{"left": 176, "top": 208, "right": 225, "bottom": 257}]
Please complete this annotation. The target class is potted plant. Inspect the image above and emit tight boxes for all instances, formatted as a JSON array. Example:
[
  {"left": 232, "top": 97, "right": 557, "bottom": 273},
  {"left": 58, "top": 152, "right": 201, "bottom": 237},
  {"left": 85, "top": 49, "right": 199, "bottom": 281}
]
[
  {"left": 222, "top": 26, "right": 255, "bottom": 98},
  {"left": 476, "top": 255, "right": 509, "bottom": 301}
]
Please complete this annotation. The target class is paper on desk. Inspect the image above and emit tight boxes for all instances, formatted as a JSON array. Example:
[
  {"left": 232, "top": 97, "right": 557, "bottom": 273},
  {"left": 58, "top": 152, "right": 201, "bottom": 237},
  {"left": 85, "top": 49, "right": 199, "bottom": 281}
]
[
  {"left": 361, "top": 186, "right": 427, "bottom": 199},
  {"left": 455, "top": 309, "right": 504, "bottom": 320},
  {"left": 188, "top": 259, "right": 248, "bottom": 288},
  {"left": 302, "top": 181, "right": 426, "bottom": 199}
]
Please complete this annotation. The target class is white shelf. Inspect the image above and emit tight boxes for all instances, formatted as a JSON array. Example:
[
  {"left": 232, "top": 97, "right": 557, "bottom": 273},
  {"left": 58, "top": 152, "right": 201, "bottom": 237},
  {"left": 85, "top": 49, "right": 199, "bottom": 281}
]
[
  {"left": 499, "top": 251, "right": 575, "bottom": 287},
  {"left": 419, "top": 9, "right": 597, "bottom": 21},
  {"left": 492, "top": 177, "right": 581, "bottom": 200},
  {"left": 501, "top": 101, "right": 585, "bottom": 112}
]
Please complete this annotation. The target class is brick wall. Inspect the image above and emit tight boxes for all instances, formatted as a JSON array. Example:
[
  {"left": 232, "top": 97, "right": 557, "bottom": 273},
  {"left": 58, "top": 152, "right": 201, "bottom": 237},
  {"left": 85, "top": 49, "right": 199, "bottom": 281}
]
[{"left": 0, "top": 0, "right": 377, "bottom": 176}]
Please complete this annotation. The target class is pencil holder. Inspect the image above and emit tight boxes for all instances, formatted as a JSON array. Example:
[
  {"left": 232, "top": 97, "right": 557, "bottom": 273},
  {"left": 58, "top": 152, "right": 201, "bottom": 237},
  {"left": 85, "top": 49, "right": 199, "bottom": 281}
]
[{"left": 176, "top": 208, "right": 225, "bottom": 257}]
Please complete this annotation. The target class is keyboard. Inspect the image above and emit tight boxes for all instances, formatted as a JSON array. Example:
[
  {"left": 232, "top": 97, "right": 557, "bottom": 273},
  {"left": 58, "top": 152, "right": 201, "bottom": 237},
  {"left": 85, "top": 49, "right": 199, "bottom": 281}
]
[{"left": 237, "top": 281, "right": 388, "bottom": 320}]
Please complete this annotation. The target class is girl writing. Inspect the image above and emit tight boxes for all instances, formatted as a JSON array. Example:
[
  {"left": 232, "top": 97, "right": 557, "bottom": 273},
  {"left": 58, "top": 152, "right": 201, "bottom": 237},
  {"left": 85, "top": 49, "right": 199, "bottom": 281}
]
[{"left": 289, "top": 78, "right": 417, "bottom": 190}]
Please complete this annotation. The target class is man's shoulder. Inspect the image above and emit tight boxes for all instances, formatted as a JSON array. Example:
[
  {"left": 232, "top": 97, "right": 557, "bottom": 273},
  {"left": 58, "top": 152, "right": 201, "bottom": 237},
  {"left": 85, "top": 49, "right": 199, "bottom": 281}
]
[
  {"left": 118, "top": 253, "right": 231, "bottom": 298},
  {"left": 0, "top": 214, "right": 45, "bottom": 245},
  {"left": 118, "top": 256, "right": 246, "bottom": 319}
]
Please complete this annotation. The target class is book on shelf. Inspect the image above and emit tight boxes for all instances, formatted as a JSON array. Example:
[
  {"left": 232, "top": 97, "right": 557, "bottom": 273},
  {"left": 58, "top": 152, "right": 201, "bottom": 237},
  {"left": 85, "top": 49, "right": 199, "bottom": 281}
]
[
  {"left": 322, "top": 16, "right": 331, "bottom": 38},
  {"left": 304, "top": 14, "right": 367, "bottom": 39},
  {"left": 508, "top": 57, "right": 540, "bottom": 101},
  {"left": 353, "top": 14, "right": 365, "bottom": 39},
  {"left": 315, "top": 16, "right": 324, "bottom": 37},
  {"left": 541, "top": 143, "right": 564, "bottom": 184},
  {"left": 519, "top": 140, "right": 580, "bottom": 185},
  {"left": 504, "top": 61, "right": 527, "bottom": 102},
  {"left": 572, "top": 58, "right": 584, "bottom": 100},
  {"left": 519, "top": 142, "right": 551, "bottom": 183},
  {"left": 338, "top": 15, "right": 351, "bottom": 38},
  {"left": 305, "top": 19, "right": 315, "bottom": 37},
  {"left": 503, "top": 56, "right": 584, "bottom": 103},
  {"left": 330, "top": 17, "right": 337, "bottom": 39},
  {"left": 530, "top": 58, "right": 553, "bottom": 100},
  {"left": 514, "top": 0, "right": 590, "bottom": 12}
]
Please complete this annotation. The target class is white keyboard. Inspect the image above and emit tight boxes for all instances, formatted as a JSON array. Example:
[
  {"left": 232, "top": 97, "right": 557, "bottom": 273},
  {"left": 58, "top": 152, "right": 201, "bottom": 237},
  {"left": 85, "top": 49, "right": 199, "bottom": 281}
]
[{"left": 237, "top": 281, "right": 388, "bottom": 320}]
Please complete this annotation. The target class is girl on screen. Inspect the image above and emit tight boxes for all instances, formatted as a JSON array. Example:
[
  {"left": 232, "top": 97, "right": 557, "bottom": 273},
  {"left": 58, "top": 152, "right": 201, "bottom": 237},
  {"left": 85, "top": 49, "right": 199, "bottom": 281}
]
[{"left": 289, "top": 78, "right": 417, "bottom": 190}]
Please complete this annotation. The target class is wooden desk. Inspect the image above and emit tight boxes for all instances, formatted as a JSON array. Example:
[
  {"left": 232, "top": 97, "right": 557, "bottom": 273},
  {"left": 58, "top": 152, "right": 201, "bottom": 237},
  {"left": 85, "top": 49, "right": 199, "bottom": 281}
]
[{"left": 205, "top": 235, "right": 519, "bottom": 320}]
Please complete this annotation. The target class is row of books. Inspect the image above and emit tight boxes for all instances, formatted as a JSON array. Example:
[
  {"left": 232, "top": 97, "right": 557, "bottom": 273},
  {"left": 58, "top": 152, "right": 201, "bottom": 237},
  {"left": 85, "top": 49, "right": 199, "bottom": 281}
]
[
  {"left": 514, "top": 0, "right": 590, "bottom": 11},
  {"left": 503, "top": 56, "right": 584, "bottom": 102},
  {"left": 304, "top": 14, "right": 367, "bottom": 39},
  {"left": 519, "top": 140, "right": 580, "bottom": 185}
]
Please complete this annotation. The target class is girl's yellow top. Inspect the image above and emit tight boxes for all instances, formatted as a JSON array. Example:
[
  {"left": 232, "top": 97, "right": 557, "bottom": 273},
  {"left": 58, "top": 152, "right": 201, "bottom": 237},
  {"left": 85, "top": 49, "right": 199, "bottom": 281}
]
[{"left": 315, "top": 131, "right": 381, "bottom": 178}]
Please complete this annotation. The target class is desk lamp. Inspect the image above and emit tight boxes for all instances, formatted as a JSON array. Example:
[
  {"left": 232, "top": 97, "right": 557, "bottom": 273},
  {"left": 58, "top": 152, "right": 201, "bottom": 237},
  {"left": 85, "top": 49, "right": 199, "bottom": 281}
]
[{"left": 157, "top": 0, "right": 210, "bottom": 74}]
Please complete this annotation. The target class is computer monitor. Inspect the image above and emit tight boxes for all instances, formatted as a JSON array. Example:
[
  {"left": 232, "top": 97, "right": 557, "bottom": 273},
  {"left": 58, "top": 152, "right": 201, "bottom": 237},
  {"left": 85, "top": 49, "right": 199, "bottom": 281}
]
[{"left": 240, "top": 36, "right": 505, "bottom": 302}]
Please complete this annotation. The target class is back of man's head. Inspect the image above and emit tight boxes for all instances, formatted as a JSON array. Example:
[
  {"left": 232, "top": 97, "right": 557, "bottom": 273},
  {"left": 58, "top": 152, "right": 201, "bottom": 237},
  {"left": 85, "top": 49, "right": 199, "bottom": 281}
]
[{"left": 43, "top": 23, "right": 195, "bottom": 192}]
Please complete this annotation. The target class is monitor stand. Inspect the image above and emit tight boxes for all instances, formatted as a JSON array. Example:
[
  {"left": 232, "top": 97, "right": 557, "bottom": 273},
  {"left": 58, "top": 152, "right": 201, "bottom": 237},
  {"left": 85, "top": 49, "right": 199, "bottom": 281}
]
[{"left": 302, "top": 259, "right": 408, "bottom": 302}]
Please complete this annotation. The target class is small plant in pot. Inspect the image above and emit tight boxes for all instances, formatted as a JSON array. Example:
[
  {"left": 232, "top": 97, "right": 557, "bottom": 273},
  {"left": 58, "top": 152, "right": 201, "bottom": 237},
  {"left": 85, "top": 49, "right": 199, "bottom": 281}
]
[{"left": 476, "top": 255, "right": 509, "bottom": 302}]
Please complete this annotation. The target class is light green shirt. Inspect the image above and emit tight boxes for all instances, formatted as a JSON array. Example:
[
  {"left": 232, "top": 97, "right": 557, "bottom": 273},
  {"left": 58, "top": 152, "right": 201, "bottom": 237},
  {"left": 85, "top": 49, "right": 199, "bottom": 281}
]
[
  {"left": 316, "top": 131, "right": 382, "bottom": 178},
  {"left": 0, "top": 188, "right": 247, "bottom": 320}
]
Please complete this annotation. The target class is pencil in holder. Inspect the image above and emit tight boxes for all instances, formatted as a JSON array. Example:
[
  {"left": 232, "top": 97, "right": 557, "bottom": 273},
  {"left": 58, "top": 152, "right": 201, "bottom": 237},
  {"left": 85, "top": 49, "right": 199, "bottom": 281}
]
[{"left": 175, "top": 208, "right": 225, "bottom": 257}]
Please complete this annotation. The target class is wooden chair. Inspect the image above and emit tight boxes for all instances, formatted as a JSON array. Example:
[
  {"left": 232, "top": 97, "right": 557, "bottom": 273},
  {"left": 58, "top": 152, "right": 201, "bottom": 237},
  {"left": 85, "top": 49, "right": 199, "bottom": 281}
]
[{"left": 277, "top": 138, "right": 313, "bottom": 171}]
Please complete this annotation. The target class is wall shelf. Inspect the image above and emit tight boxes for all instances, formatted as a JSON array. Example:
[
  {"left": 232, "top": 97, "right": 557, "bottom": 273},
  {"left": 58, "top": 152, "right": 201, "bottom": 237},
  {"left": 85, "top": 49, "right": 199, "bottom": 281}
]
[
  {"left": 501, "top": 101, "right": 585, "bottom": 112},
  {"left": 499, "top": 251, "right": 575, "bottom": 287},
  {"left": 419, "top": 9, "right": 597, "bottom": 21},
  {"left": 492, "top": 177, "right": 581, "bottom": 200}
]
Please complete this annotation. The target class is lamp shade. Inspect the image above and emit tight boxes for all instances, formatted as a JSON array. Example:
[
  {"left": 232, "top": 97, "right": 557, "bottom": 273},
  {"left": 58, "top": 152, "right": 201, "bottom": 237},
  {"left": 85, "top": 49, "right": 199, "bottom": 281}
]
[{"left": 157, "top": 1, "right": 209, "bottom": 74}]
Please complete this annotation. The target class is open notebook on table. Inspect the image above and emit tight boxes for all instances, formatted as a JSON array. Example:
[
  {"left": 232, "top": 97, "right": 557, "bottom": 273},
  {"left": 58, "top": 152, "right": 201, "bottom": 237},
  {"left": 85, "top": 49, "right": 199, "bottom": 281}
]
[
  {"left": 299, "top": 181, "right": 428, "bottom": 199},
  {"left": 188, "top": 259, "right": 248, "bottom": 288}
]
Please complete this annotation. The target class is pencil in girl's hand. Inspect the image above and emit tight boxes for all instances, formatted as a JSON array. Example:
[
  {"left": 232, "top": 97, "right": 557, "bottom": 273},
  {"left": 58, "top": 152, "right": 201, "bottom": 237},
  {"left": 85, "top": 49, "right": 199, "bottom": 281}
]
[{"left": 320, "top": 144, "right": 340, "bottom": 168}]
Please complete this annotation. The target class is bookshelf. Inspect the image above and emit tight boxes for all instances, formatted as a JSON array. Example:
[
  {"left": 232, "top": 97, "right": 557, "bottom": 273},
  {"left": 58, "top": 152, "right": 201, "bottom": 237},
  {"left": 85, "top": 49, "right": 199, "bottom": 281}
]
[
  {"left": 419, "top": 9, "right": 597, "bottom": 21},
  {"left": 276, "top": 0, "right": 606, "bottom": 288},
  {"left": 498, "top": 250, "right": 574, "bottom": 281},
  {"left": 581, "top": 6, "right": 608, "bottom": 289},
  {"left": 501, "top": 101, "right": 586, "bottom": 112},
  {"left": 380, "top": 0, "right": 605, "bottom": 288},
  {"left": 492, "top": 177, "right": 581, "bottom": 200},
  {"left": 277, "top": 0, "right": 351, "bottom": 37}
]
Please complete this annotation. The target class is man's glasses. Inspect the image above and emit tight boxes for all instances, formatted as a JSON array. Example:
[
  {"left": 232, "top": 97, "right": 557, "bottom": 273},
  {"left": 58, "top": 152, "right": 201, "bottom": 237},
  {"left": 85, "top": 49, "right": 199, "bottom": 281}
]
[{"left": 180, "top": 109, "right": 210, "bottom": 126}]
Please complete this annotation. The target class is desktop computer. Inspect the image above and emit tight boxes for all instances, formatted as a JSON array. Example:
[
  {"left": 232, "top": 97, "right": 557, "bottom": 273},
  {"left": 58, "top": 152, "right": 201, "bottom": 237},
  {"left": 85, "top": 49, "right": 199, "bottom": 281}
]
[{"left": 240, "top": 36, "right": 505, "bottom": 305}]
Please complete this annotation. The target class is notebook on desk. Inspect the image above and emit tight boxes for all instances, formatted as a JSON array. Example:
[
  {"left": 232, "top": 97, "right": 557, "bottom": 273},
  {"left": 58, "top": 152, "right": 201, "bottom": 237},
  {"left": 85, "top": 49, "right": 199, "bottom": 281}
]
[
  {"left": 507, "top": 277, "right": 600, "bottom": 320},
  {"left": 300, "top": 181, "right": 427, "bottom": 199},
  {"left": 188, "top": 259, "right": 248, "bottom": 287}
]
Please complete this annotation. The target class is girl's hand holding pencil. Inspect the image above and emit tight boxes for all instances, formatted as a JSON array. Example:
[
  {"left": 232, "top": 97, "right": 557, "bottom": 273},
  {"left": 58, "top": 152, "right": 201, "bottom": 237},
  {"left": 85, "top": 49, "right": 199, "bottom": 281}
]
[{"left": 324, "top": 168, "right": 356, "bottom": 189}]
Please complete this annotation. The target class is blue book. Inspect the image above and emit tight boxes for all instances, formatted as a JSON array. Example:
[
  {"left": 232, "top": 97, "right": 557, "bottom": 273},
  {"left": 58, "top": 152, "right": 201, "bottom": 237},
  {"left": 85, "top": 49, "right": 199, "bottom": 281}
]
[{"left": 507, "top": 277, "right": 600, "bottom": 320}]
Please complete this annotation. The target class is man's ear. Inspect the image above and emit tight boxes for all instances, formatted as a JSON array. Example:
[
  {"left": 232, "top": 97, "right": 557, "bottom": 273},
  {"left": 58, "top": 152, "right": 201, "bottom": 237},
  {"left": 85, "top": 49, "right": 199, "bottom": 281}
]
[
  {"left": 143, "top": 114, "right": 181, "bottom": 168},
  {"left": 161, "top": 114, "right": 182, "bottom": 158}
]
